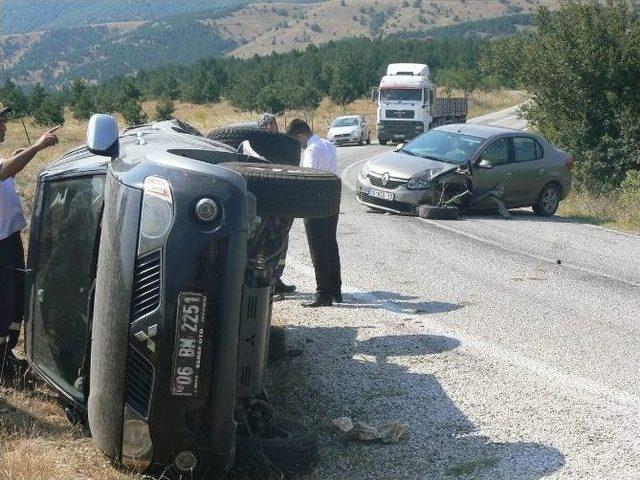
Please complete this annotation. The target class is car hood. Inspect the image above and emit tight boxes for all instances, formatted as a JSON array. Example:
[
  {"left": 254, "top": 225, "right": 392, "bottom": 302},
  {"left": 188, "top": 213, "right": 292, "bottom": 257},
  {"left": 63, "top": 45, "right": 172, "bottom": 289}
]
[
  {"left": 367, "top": 151, "right": 456, "bottom": 180},
  {"left": 329, "top": 126, "right": 359, "bottom": 136}
]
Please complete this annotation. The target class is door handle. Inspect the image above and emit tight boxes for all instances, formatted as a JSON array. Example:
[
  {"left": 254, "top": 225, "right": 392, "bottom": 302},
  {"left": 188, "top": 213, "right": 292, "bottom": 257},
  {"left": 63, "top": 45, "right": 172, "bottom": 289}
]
[
  {"left": 37, "top": 289, "right": 44, "bottom": 302},
  {"left": 538, "top": 168, "right": 547, "bottom": 174},
  {"left": 504, "top": 172, "right": 513, "bottom": 178}
]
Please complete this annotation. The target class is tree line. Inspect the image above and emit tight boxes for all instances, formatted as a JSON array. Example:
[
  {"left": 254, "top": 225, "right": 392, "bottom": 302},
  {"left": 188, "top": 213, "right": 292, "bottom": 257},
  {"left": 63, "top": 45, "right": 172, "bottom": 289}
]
[{"left": 0, "top": 35, "right": 492, "bottom": 126}]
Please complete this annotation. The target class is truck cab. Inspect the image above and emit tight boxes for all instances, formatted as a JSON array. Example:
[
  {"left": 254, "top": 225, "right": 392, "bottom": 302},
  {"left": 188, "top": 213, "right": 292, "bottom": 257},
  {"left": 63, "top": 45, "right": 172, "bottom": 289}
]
[{"left": 376, "top": 63, "right": 467, "bottom": 145}]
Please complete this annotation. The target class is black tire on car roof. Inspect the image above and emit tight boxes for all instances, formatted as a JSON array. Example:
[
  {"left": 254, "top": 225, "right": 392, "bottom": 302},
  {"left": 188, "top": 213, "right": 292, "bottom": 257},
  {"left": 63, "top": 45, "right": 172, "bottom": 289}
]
[
  {"left": 207, "top": 126, "right": 301, "bottom": 166},
  {"left": 222, "top": 162, "right": 341, "bottom": 219}
]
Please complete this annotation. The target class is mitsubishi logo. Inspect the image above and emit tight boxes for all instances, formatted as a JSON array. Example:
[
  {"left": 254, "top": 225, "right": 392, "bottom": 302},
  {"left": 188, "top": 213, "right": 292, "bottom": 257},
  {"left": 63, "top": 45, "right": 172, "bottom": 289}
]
[
  {"left": 381, "top": 172, "right": 390, "bottom": 187},
  {"left": 134, "top": 323, "right": 158, "bottom": 353}
]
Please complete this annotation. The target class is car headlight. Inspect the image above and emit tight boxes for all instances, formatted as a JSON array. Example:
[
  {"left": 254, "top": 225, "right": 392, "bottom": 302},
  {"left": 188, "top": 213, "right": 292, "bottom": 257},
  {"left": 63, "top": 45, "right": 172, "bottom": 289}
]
[
  {"left": 138, "top": 176, "right": 174, "bottom": 255},
  {"left": 359, "top": 162, "right": 371, "bottom": 179},
  {"left": 407, "top": 177, "right": 430, "bottom": 190},
  {"left": 121, "top": 405, "right": 153, "bottom": 471}
]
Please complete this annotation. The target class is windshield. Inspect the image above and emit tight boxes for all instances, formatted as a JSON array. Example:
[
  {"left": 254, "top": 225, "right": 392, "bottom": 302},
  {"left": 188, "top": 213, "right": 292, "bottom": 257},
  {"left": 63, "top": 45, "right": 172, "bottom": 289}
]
[
  {"left": 403, "top": 129, "right": 484, "bottom": 165},
  {"left": 380, "top": 89, "right": 422, "bottom": 102},
  {"left": 332, "top": 117, "right": 359, "bottom": 127}
]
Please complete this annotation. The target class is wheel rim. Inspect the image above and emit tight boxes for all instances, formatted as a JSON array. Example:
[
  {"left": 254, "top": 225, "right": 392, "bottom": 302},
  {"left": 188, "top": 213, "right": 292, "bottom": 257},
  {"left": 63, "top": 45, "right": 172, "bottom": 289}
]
[{"left": 542, "top": 187, "right": 558, "bottom": 213}]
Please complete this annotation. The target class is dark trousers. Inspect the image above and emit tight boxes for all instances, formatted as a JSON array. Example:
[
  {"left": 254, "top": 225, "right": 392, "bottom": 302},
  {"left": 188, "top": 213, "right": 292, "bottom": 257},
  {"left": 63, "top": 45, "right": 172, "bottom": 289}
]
[
  {"left": 274, "top": 234, "right": 289, "bottom": 281},
  {"left": 304, "top": 214, "right": 341, "bottom": 297},
  {"left": 0, "top": 231, "right": 25, "bottom": 353}
]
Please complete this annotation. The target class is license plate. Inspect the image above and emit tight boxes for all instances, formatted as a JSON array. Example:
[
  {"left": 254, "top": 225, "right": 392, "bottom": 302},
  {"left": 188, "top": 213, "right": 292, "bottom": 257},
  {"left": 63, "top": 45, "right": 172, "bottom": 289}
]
[
  {"left": 171, "top": 292, "right": 206, "bottom": 397},
  {"left": 369, "top": 188, "right": 395, "bottom": 201},
  {"left": 393, "top": 134, "right": 404, "bottom": 139}
]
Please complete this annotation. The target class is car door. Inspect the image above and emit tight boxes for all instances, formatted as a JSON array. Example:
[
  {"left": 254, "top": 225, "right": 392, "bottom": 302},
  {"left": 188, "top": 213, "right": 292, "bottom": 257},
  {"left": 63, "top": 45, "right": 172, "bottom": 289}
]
[
  {"left": 25, "top": 174, "right": 105, "bottom": 405},
  {"left": 507, "top": 136, "right": 547, "bottom": 206},
  {"left": 471, "top": 137, "right": 513, "bottom": 208}
]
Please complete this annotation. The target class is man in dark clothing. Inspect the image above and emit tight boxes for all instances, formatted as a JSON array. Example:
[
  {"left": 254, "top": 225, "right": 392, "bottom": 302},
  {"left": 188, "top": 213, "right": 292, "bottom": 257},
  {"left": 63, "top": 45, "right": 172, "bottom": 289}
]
[
  {"left": 0, "top": 103, "right": 59, "bottom": 384},
  {"left": 286, "top": 118, "right": 342, "bottom": 307},
  {"left": 255, "top": 112, "right": 296, "bottom": 295}
]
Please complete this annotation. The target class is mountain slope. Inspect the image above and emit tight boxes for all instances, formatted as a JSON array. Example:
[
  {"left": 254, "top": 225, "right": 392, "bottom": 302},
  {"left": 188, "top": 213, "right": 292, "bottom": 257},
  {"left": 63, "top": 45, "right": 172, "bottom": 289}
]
[
  {"left": 0, "top": 0, "right": 251, "bottom": 34},
  {"left": 0, "top": 0, "right": 562, "bottom": 86}
]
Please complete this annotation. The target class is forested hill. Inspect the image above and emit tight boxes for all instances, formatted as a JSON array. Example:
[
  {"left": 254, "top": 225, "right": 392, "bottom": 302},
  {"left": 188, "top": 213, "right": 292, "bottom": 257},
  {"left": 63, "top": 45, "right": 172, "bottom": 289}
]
[
  {"left": 0, "top": 0, "right": 250, "bottom": 34},
  {"left": 0, "top": 0, "right": 559, "bottom": 87}
]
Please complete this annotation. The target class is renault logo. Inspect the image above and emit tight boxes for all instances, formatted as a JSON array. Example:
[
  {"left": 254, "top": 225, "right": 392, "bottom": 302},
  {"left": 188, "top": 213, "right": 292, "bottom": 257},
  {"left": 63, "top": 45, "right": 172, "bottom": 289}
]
[{"left": 381, "top": 172, "right": 390, "bottom": 187}]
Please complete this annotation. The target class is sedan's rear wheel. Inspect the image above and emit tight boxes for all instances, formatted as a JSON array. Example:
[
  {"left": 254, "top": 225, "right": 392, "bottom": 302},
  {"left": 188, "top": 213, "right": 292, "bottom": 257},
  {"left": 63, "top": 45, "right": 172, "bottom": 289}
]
[{"left": 533, "top": 183, "right": 560, "bottom": 216}]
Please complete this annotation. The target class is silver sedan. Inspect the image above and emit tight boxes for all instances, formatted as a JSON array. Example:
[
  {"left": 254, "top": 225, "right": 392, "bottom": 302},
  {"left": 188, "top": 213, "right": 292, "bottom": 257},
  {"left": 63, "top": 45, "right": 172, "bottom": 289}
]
[{"left": 356, "top": 123, "right": 573, "bottom": 216}]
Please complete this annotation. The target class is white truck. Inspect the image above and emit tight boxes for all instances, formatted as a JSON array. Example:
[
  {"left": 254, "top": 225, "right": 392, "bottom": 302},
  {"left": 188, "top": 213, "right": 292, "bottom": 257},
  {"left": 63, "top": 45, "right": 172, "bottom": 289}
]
[{"left": 376, "top": 63, "right": 468, "bottom": 145}]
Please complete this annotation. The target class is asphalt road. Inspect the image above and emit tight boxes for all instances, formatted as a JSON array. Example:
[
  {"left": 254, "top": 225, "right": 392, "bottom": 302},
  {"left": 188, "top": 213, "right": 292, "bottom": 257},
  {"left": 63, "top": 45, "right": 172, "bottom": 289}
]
[{"left": 270, "top": 114, "right": 640, "bottom": 479}]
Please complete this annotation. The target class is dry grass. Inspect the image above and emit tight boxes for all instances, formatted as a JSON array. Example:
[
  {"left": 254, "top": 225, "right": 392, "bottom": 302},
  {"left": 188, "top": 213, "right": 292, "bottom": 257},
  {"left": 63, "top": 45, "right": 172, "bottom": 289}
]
[{"left": 558, "top": 190, "right": 640, "bottom": 233}]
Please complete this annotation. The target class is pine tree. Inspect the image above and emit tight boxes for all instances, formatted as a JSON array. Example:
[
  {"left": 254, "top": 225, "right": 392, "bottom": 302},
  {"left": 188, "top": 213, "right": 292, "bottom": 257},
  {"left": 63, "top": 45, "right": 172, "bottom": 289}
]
[{"left": 155, "top": 99, "right": 175, "bottom": 121}]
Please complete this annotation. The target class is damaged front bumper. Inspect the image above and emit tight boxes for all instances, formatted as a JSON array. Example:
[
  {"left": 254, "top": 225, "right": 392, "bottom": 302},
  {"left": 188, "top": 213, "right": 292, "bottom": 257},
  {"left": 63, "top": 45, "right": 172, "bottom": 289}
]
[{"left": 355, "top": 167, "right": 468, "bottom": 215}]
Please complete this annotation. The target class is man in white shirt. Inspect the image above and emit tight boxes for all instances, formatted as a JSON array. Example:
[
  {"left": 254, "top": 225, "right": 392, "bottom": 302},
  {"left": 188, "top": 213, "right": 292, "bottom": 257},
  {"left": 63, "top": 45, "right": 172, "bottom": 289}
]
[
  {"left": 0, "top": 103, "right": 59, "bottom": 383},
  {"left": 286, "top": 118, "right": 342, "bottom": 307}
]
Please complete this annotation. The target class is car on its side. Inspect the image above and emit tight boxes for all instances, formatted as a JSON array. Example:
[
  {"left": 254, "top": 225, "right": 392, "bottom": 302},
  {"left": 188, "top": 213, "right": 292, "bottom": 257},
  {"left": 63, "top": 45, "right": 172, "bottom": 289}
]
[
  {"left": 23, "top": 116, "right": 340, "bottom": 478},
  {"left": 327, "top": 115, "right": 371, "bottom": 146},
  {"left": 356, "top": 124, "right": 573, "bottom": 217}
]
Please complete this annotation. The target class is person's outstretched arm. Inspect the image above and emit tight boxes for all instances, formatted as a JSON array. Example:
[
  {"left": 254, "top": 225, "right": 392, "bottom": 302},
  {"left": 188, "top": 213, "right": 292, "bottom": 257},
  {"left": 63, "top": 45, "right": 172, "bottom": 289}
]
[{"left": 0, "top": 126, "right": 59, "bottom": 180}]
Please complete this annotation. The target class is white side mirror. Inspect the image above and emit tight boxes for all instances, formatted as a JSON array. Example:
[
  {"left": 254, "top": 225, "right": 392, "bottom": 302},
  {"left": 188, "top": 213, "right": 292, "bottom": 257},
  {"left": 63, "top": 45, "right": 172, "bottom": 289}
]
[
  {"left": 87, "top": 114, "right": 119, "bottom": 158},
  {"left": 394, "top": 143, "right": 405, "bottom": 151}
]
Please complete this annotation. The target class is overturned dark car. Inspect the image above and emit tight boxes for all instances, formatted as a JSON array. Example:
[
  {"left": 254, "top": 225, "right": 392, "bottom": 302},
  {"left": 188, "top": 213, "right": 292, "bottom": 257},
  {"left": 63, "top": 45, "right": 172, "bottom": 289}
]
[{"left": 23, "top": 116, "right": 340, "bottom": 478}]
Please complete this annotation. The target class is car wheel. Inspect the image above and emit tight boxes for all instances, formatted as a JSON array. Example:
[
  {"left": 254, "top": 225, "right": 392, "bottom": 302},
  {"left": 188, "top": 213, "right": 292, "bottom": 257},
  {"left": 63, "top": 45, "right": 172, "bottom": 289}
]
[
  {"left": 358, "top": 134, "right": 363, "bottom": 146},
  {"left": 418, "top": 205, "right": 459, "bottom": 220},
  {"left": 235, "top": 416, "right": 318, "bottom": 475},
  {"left": 207, "top": 126, "right": 301, "bottom": 166},
  {"left": 366, "top": 133, "right": 371, "bottom": 145},
  {"left": 379, "top": 139, "right": 388, "bottom": 145},
  {"left": 533, "top": 183, "right": 560, "bottom": 216},
  {"left": 222, "top": 162, "right": 341, "bottom": 218}
]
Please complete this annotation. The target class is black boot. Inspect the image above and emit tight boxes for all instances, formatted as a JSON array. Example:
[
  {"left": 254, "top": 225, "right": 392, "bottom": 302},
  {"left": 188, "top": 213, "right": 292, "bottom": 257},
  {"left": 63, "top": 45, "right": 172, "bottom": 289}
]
[
  {"left": 301, "top": 293, "right": 333, "bottom": 308},
  {"left": 333, "top": 292, "right": 343, "bottom": 303},
  {"left": 274, "top": 279, "right": 296, "bottom": 295}
]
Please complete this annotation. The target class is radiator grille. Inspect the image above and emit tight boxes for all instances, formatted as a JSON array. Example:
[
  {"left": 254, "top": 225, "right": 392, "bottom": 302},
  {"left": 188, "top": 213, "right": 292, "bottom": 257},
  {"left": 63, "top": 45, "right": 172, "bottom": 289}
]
[
  {"left": 368, "top": 175, "right": 406, "bottom": 190},
  {"left": 125, "top": 346, "right": 154, "bottom": 418},
  {"left": 132, "top": 251, "right": 161, "bottom": 321}
]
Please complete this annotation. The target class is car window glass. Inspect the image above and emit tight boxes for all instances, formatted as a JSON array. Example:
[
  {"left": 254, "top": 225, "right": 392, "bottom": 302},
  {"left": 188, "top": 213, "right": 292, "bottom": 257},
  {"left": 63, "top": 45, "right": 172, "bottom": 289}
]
[
  {"left": 380, "top": 89, "right": 422, "bottom": 101},
  {"left": 534, "top": 139, "right": 544, "bottom": 159},
  {"left": 480, "top": 138, "right": 509, "bottom": 166},
  {"left": 332, "top": 117, "right": 359, "bottom": 127},
  {"left": 514, "top": 137, "right": 540, "bottom": 162},
  {"left": 403, "top": 129, "right": 483, "bottom": 165},
  {"left": 31, "top": 175, "right": 105, "bottom": 402}
]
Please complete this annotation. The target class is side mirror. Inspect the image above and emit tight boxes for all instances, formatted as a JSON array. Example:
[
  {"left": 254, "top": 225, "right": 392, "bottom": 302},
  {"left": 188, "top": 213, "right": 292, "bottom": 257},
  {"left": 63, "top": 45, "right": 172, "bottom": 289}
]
[
  {"left": 478, "top": 158, "right": 493, "bottom": 169},
  {"left": 394, "top": 143, "right": 405, "bottom": 152},
  {"left": 87, "top": 114, "right": 119, "bottom": 158}
]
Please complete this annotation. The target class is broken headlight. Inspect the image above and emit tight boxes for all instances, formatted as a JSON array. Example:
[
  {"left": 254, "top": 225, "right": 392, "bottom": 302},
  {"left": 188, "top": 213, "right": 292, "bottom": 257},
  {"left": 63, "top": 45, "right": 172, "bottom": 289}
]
[
  {"left": 407, "top": 177, "right": 429, "bottom": 190},
  {"left": 138, "top": 176, "right": 174, "bottom": 255}
]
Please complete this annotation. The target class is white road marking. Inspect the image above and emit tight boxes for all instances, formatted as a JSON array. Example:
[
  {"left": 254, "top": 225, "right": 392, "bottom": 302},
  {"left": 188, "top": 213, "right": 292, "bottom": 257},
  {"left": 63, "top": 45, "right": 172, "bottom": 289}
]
[{"left": 286, "top": 256, "right": 640, "bottom": 410}]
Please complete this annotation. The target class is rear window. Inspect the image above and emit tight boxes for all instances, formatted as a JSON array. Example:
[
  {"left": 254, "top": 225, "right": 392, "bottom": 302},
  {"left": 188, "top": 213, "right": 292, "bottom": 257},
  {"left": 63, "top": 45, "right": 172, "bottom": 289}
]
[{"left": 514, "top": 137, "right": 544, "bottom": 162}]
